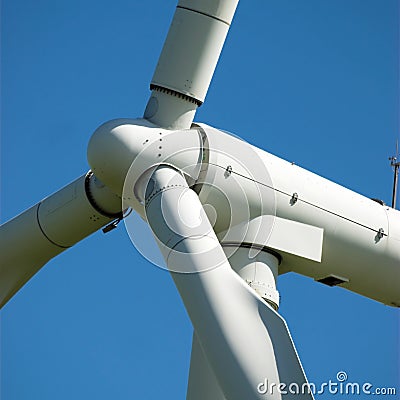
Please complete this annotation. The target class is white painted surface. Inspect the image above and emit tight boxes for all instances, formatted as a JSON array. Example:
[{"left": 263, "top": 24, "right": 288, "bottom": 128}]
[{"left": 145, "top": 165, "right": 313, "bottom": 400}]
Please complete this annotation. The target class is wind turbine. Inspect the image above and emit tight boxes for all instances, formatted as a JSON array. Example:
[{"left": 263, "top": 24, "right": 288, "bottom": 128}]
[{"left": 1, "top": 1, "right": 398, "bottom": 398}]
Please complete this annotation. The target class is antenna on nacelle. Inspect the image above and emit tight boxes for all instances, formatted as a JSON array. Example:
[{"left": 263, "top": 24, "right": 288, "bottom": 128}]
[{"left": 389, "top": 139, "right": 399, "bottom": 209}]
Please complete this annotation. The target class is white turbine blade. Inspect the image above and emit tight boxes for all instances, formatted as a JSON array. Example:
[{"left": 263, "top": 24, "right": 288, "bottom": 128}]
[
  {"left": 144, "top": 0, "right": 239, "bottom": 129},
  {"left": 0, "top": 172, "right": 121, "bottom": 307},
  {"left": 144, "top": 165, "right": 313, "bottom": 400},
  {"left": 187, "top": 333, "right": 227, "bottom": 400},
  {"left": 172, "top": 258, "right": 313, "bottom": 400}
]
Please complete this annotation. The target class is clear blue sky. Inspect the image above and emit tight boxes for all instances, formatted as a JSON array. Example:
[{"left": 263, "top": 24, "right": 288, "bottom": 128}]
[{"left": 1, "top": 0, "right": 399, "bottom": 399}]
